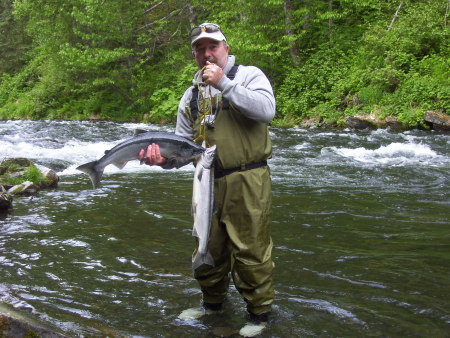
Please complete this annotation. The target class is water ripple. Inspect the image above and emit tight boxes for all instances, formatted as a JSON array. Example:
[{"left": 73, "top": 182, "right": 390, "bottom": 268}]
[
  {"left": 288, "top": 297, "right": 366, "bottom": 325},
  {"left": 304, "top": 268, "right": 387, "bottom": 289}
]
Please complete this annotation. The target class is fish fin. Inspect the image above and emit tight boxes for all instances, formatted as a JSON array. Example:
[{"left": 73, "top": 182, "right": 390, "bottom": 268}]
[
  {"left": 192, "top": 250, "right": 214, "bottom": 270},
  {"left": 197, "top": 170, "right": 203, "bottom": 181},
  {"left": 192, "top": 226, "right": 198, "bottom": 237},
  {"left": 206, "top": 144, "right": 217, "bottom": 153},
  {"left": 133, "top": 129, "right": 148, "bottom": 136},
  {"left": 112, "top": 160, "right": 128, "bottom": 169},
  {"left": 76, "top": 161, "right": 103, "bottom": 189}
]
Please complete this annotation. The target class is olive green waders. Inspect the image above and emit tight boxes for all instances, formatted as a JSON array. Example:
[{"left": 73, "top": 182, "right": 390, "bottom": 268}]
[
  {"left": 193, "top": 166, "right": 274, "bottom": 315},
  {"left": 188, "top": 66, "right": 274, "bottom": 315}
]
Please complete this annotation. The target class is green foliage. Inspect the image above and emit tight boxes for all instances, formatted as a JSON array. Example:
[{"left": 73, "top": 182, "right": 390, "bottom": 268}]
[
  {"left": 143, "top": 53, "right": 197, "bottom": 123},
  {"left": 0, "top": 162, "right": 43, "bottom": 186},
  {"left": 276, "top": 0, "right": 449, "bottom": 126},
  {"left": 0, "top": 0, "right": 31, "bottom": 75},
  {"left": 386, "top": 55, "right": 450, "bottom": 126},
  {"left": 0, "top": 0, "right": 448, "bottom": 128},
  {"left": 22, "top": 165, "right": 43, "bottom": 184},
  {"left": 277, "top": 46, "right": 350, "bottom": 121}
]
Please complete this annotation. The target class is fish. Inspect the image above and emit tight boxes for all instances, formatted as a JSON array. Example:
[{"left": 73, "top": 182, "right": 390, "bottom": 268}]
[
  {"left": 191, "top": 144, "right": 216, "bottom": 270},
  {"left": 76, "top": 131, "right": 205, "bottom": 188}
]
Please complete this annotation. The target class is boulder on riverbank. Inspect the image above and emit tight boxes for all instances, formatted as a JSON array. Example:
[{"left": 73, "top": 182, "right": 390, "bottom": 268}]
[
  {"left": 345, "top": 114, "right": 405, "bottom": 130},
  {"left": 299, "top": 114, "right": 405, "bottom": 130},
  {"left": 0, "top": 158, "right": 60, "bottom": 211},
  {"left": 423, "top": 111, "right": 450, "bottom": 130},
  {"left": 299, "top": 112, "right": 450, "bottom": 131}
]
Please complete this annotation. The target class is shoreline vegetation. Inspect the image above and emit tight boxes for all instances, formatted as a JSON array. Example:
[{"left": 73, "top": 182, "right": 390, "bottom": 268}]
[
  {"left": 0, "top": 1, "right": 448, "bottom": 129},
  {"left": 0, "top": 110, "right": 449, "bottom": 131}
]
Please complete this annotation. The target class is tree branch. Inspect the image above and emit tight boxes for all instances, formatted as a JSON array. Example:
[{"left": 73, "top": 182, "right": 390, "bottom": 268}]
[
  {"left": 142, "top": 1, "right": 163, "bottom": 16},
  {"left": 445, "top": 0, "right": 450, "bottom": 26},
  {"left": 388, "top": 1, "right": 404, "bottom": 31}
]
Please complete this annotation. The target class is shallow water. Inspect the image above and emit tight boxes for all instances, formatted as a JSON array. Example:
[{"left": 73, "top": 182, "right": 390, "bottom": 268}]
[{"left": 0, "top": 120, "right": 449, "bottom": 337}]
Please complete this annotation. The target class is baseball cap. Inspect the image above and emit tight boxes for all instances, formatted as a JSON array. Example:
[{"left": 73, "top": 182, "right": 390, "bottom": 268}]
[{"left": 190, "top": 23, "right": 226, "bottom": 46}]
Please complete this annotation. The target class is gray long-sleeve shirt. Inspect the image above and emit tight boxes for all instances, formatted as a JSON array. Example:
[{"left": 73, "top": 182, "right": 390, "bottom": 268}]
[
  {"left": 163, "top": 55, "right": 275, "bottom": 169},
  {"left": 176, "top": 55, "right": 275, "bottom": 139}
]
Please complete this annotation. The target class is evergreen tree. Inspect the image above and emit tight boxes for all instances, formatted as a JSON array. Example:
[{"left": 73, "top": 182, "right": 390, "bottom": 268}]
[{"left": 0, "top": 0, "right": 448, "bottom": 126}]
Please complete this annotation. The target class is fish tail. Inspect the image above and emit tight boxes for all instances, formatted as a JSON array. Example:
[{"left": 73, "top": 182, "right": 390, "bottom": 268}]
[
  {"left": 192, "top": 250, "right": 215, "bottom": 270},
  {"left": 76, "top": 161, "right": 104, "bottom": 189}
]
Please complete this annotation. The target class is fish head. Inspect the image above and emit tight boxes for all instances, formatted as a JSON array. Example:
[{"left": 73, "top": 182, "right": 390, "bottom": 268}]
[
  {"left": 202, "top": 145, "right": 216, "bottom": 167},
  {"left": 193, "top": 147, "right": 206, "bottom": 158},
  {"left": 175, "top": 141, "right": 205, "bottom": 160}
]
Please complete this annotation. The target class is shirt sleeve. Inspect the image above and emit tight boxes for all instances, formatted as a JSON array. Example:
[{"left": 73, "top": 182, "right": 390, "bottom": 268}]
[{"left": 216, "top": 66, "right": 275, "bottom": 123}]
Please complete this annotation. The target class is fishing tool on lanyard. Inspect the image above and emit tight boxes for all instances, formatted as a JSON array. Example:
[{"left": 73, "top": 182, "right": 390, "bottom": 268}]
[{"left": 193, "top": 65, "right": 219, "bottom": 146}]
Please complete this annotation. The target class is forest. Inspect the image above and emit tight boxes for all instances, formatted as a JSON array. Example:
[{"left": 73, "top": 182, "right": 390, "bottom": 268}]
[{"left": 0, "top": 0, "right": 449, "bottom": 127}]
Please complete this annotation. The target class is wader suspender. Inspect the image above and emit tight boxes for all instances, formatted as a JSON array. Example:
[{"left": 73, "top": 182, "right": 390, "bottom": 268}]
[{"left": 189, "top": 65, "right": 239, "bottom": 122}]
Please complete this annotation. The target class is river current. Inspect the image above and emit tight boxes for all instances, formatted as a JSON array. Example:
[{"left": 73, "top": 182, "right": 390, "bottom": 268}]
[{"left": 0, "top": 120, "right": 449, "bottom": 337}]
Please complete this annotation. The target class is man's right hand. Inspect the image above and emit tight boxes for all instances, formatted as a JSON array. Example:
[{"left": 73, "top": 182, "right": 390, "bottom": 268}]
[{"left": 139, "top": 143, "right": 167, "bottom": 166}]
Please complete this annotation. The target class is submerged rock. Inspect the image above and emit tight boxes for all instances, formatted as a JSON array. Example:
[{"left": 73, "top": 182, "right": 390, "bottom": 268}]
[
  {"left": 0, "top": 158, "right": 60, "bottom": 210},
  {"left": 0, "top": 185, "right": 13, "bottom": 210},
  {"left": 0, "top": 158, "right": 59, "bottom": 191},
  {"left": 39, "top": 167, "right": 59, "bottom": 188},
  {"left": 0, "top": 312, "right": 66, "bottom": 338},
  {"left": 7, "top": 181, "right": 39, "bottom": 196}
]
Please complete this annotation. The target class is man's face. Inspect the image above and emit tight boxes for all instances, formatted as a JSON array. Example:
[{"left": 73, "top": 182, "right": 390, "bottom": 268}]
[{"left": 192, "top": 38, "right": 229, "bottom": 69}]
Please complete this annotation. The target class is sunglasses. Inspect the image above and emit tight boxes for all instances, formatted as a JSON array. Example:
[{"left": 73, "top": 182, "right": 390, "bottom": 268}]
[{"left": 190, "top": 23, "right": 222, "bottom": 39}]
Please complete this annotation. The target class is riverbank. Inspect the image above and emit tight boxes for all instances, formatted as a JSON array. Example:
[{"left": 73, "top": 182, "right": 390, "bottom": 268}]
[
  {"left": 283, "top": 111, "right": 450, "bottom": 131},
  {"left": 1, "top": 111, "right": 449, "bottom": 131}
]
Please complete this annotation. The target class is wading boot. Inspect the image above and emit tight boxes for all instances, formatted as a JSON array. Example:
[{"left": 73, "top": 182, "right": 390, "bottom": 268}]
[
  {"left": 239, "top": 311, "right": 271, "bottom": 337},
  {"left": 177, "top": 302, "right": 223, "bottom": 320}
]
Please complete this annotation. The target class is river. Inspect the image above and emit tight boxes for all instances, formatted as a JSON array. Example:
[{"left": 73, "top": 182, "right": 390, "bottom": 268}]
[{"left": 0, "top": 120, "right": 449, "bottom": 337}]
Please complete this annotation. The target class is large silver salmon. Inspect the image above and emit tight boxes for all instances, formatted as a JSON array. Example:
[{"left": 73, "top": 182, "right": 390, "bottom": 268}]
[
  {"left": 77, "top": 131, "right": 205, "bottom": 188},
  {"left": 191, "top": 145, "right": 216, "bottom": 270}
]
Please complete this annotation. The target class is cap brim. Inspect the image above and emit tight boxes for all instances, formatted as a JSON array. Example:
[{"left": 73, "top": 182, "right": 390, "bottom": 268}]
[{"left": 191, "top": 31, "right": 226, "bottom": 46}]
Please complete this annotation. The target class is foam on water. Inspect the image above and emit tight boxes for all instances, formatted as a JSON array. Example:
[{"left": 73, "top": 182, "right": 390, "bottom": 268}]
[
  {"left": 0, "top": 122, "right": 194, "bottom": 177},
  {"left": 327, "top": 142, "right": 443, "bottom": 166}
]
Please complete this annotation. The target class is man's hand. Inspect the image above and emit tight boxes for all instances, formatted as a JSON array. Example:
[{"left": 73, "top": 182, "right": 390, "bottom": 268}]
[
  {"left": 202, "top": 61, "right": 224, "bottom": 87},
  {"left": 139, "top": 143, "right": 167, "bottom": 166}
]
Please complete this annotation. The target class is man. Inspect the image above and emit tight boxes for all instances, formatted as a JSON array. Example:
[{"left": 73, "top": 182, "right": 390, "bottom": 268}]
[{"left": 140, "top": 23, "right": 275, "bottom": 326}]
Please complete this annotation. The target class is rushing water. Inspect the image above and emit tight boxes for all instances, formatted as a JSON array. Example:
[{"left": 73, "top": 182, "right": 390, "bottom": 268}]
[{"left": 0, "top": 120, "right": 449, "bottom": 337}]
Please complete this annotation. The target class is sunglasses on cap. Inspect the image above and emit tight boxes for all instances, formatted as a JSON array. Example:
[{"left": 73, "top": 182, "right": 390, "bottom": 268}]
[{"left": 190, "top": 23, "right": 222, "bottom": 39}]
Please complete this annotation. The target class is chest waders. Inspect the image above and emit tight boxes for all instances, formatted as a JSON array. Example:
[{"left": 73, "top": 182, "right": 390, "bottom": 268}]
[{"left": 188, "top": 66, "right": 275, "bottom": 315}]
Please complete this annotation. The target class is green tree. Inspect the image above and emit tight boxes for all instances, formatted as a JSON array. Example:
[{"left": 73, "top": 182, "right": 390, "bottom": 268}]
[
  {"left": 0, "top": 0, "right": 31, "bottom": 75},
  {"left": 0, "top": 0, "right": 448, "bottom": 126}
]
